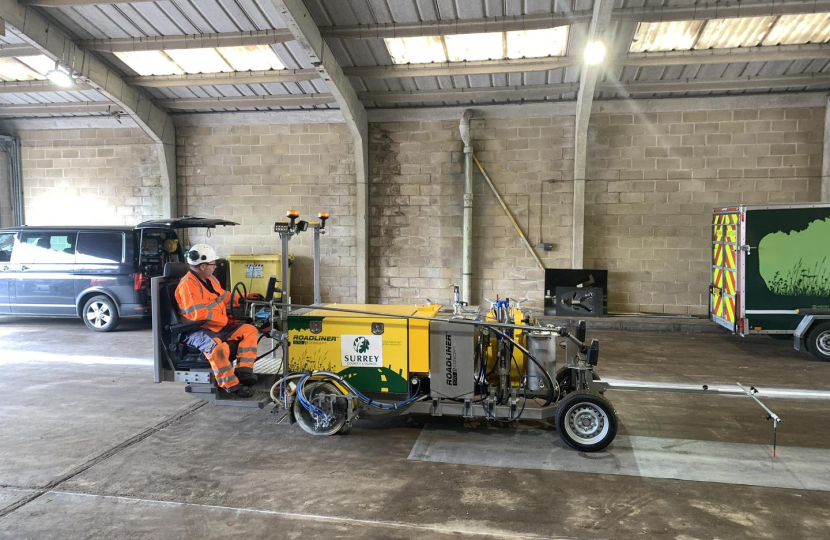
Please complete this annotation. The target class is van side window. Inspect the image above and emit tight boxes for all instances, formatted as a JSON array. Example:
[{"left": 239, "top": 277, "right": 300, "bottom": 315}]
[
  {"left": 0, "top": 233, "right": 14, "bottom": 262},
  {"left": 77, "top": 232, "right": 124, "bottom": 264},
  {"left": 14, "top": 232, "right": 77, "bottom": 263}
]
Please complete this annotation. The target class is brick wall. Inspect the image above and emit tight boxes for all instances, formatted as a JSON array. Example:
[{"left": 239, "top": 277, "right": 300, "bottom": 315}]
[
  {"left": 585, "top": 107, "right": 824, "bottom": 315},
  {"left": 176, "top": 123, "right": 357, "bottom": 304},
  {"left": 369, "top": 116, "right": 575, "bottom": 307},
  {"left": 19, "top": 128, "right": 163, "bottom": 226}
]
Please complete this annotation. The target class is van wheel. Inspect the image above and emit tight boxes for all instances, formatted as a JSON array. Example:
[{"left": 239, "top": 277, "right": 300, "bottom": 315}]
[
  {"left": 806, "top": 322, "right": 830, "bottom": 362},
  {"left": 82, "top": 295, "right": 120, "bottom": 332}
]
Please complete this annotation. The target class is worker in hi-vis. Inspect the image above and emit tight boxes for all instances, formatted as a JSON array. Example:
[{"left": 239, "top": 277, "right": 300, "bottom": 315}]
[{"left": 175, "top": 244, "right": 261, "bottom": 398}]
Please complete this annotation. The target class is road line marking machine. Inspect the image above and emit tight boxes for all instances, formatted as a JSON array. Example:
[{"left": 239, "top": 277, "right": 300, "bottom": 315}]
[{"left": 152, "top": 210, "right": 619, "bottom": 451}]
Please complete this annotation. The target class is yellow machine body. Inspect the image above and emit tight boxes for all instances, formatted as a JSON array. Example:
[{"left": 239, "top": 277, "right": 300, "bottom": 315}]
[{"left": 287, "top": 304, "right": 441, "bottom": 395}]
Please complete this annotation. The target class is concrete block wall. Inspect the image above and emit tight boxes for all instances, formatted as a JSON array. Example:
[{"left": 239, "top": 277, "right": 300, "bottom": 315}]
[
  {"left": 176, "top": 123, "right": 357, "bottom": 304},
  {"left": 369, "top": 117, "right": 575, "bottom": 307},
  {"left": 18, "top": 128, "right": 163, "bottom": 226},
  {"left": 585, "top": 106, "right": 824, "bottom": 315}
]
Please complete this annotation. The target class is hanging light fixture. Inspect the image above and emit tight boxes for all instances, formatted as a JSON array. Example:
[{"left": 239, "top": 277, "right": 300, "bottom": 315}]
[
  {"left": 583, "top": 41, "right": 607, "bottom": 65},
  {"left": 46, "top": 61, "right": 74, "bottom": 87}
]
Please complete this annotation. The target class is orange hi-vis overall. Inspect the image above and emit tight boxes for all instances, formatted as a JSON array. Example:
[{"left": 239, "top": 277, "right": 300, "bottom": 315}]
[{"left": 174, "top": 272, "right": 258, "bottom": 391}]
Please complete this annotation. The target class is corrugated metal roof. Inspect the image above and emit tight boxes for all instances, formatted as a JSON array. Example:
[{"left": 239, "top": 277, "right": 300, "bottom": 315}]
[
  {"left": 695, "top": 16, "right": 777, "bottom": 49},
  {"left": 44, "top": 0, "right": 336, "bottom": 112},
  {"left": 629, "top": 21, "right": 705, "bottom": 53},
  {"left": 1, "top": 0, "right": 828, "bottom": 114},
  {"left": 763, "top": 13, "right": 830, "bottom": 45}
]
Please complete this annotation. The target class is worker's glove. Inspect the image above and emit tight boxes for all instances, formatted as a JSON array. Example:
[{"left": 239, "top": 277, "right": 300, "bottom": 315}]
[{"left": 245, "top": 293, "right": 264, "bottom": 301}]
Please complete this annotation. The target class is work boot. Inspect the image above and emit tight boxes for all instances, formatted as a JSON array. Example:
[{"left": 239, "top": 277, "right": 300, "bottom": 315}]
[
  {"left": 233, "top": 386, "right": 255, "bottom": 398},
  {"left": 236, "top": 370, "right": 258, "bottom": 387}
]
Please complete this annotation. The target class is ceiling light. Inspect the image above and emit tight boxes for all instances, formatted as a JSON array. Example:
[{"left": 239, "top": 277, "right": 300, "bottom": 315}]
[
  {"left": 46, "top": 63, "right": 74, "bottom": 87},
  {"left": 583, "top": 41, "right": 606, "bottom": 65}
]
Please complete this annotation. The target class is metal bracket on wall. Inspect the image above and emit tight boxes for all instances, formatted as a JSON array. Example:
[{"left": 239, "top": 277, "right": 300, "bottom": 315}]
[{"left": 473, "top": 154, "right": 545, "bottom": 271}]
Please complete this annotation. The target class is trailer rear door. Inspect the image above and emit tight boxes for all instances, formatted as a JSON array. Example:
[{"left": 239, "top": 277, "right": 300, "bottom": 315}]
[{"left": 711, "top": 209, "right": 742, "bottom": 333}]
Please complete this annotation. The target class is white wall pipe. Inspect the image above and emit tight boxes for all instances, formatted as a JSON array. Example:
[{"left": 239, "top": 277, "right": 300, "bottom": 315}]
[{"left": 460, "top": 109, "right": 473, "bottom": 304}]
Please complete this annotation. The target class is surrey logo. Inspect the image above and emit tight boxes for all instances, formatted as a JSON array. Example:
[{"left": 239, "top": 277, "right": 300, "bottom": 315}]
[
  {"left": 353, "top": 336, "right": 370, "bottom": 354},
  {"left": 342, "top": 334, "right": 382, "bottom": 367}
]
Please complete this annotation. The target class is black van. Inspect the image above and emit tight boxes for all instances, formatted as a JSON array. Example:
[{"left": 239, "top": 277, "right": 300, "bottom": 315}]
[{"left": 0, "top": 218, "right": 235, "bottom": 332}]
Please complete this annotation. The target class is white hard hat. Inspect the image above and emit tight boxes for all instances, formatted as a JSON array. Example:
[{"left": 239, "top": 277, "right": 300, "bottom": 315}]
[{"left": 186, "top": 244, "right": 219, "bottom": 264}]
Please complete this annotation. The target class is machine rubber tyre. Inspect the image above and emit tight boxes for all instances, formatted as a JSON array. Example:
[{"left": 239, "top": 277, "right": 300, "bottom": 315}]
[
  {"left": 556, "top": 391, "right": 618, "bottom": 452},
  {"left": 293, "top": 381, "right": 349, "bottom": 436},
  {"left": 555, "top": 367, "right": 600, "bottom": 397},
  {"left": 82, "top": 295, "right": 120, "bottom": 332},
  {"left": 806, "top": 322, "right": 830, "bottom": 362}
]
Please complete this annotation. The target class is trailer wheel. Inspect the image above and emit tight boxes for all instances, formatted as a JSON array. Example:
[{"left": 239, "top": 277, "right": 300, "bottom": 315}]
[
  {"left": 806, "top": 322, "right": 830, "bottom": 362},
  {"left": 293, "top": 381, "right": 349, "bottom": 436},
  {"left": 556, "top": 391, "right": 618, "bottom": 452}
]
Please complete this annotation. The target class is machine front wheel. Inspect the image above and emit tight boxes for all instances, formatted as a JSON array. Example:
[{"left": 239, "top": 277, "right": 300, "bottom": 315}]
[
  {"left": 806, "top": 322, "right": 830, "bottom": 362},
  {"left": 556, "top": 391, "right": 618, "bottom": 452},
  {"left": 293, "top": 381, "right": 349, "bottom": 436}
]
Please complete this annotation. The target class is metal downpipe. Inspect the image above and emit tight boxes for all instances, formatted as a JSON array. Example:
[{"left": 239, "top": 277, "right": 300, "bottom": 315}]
[{"left": 460, "top": 110, "right": 473, "bottom": 305}]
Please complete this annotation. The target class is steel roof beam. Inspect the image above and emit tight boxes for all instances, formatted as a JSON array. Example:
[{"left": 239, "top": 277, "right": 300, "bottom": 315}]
[
  {"left": 357, "top": 74, "right": 830, "bottom": 103},
  {"left": 269, "top": 0, "right": 371, "bottom": 304},
  {"left": 360, "top": 83, "right": 580, "bottom": 103},
  {"left": 321, "top": 0, "right": 830, "bottom": 39},
  {"left": 610, "top": 74, "right": 830, "bottom": 94},
  {"left": 156, "top": 93, "right": 336, "bottom": 110},
  {"left": 0, "top": 101, "right": 123, "bottom": 114},
  {"left": 0, "top": 79, "right": 92, "bottom": 92},
  {"left": 126, "top": 68, "right": 319, "bottom": 88},
  {"left": 0, "top": 44, "right": 38, "bottom": 57},
  {"left": 347, "top": 43, "right": 830, "bottom": 79},
  {"left": 81, "top": 29, "right": 295, "bottom": 52},
  {"left": 20, "top": 0, "right": 155, "bottom": 6}
]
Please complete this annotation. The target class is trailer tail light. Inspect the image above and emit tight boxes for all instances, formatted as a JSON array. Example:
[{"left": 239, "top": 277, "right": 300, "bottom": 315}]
[{"left": 134, "top": 272, "right": 149, "bottom": 291}]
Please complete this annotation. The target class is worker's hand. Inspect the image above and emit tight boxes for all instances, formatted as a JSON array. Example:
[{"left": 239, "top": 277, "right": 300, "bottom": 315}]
[{"left": 245, "top": 293, "right": 264, "bottom": 301}]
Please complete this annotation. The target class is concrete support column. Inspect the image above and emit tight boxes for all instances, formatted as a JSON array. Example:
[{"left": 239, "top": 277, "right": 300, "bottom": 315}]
[
  {"left": 270, "top": 0, "right": 369, "bottom": 303},
  {"left": 571, "top": 0, "right": 614, "bottom": 269}
]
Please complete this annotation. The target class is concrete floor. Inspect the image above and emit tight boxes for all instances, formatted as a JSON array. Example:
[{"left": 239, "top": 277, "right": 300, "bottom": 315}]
[{"left": 1, "top": 316, "right": 829, "bottom": 539}]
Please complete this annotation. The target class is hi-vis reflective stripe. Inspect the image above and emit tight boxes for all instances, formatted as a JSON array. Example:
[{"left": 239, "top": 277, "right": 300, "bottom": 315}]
[
  {"left": 725, "top": 297, "right": 736, "bottom": 322},
  {"left": 712, "top": 212, "right": 740, "bottom": 324}
]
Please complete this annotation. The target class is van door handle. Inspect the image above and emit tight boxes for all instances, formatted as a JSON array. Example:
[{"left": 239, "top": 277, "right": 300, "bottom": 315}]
[
  {"left": 2, "top": 265, "right": 8, "bottom": 272},
  {"left": 20, "top": 265, "right": 29, "bottom": 271}
]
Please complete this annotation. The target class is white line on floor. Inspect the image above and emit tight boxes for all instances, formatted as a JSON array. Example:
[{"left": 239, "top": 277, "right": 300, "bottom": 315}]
[
  {"left": 409, "top": 426, "right": 830, "bottom": 491},
  {"left": 43, "top": 490, "right": 580, "bottom": 540},
  {"left": 0, "top": 351, "right": 152, "bottom": 366}
]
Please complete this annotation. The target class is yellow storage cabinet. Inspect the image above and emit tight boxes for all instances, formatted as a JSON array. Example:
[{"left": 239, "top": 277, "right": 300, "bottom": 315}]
[{"left": 227, "top": 254, "right": 293, "bottom": 298}]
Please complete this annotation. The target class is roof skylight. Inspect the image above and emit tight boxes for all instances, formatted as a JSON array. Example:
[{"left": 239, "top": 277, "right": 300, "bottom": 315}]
[
  {"left": 115, "top": 45, "right": 286, "bottom": 76},
  {"left": 385, "top": 36, "right": 447, "bottom": 64},
  {"left": 384, "top": 27, "right": 569, "bottom": 64},
  {"left": 0, "top": 55, "right": 54, "bottom": 82},
  {"left": 630, "top": 13, "right": 830, "bottom": 52}
]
